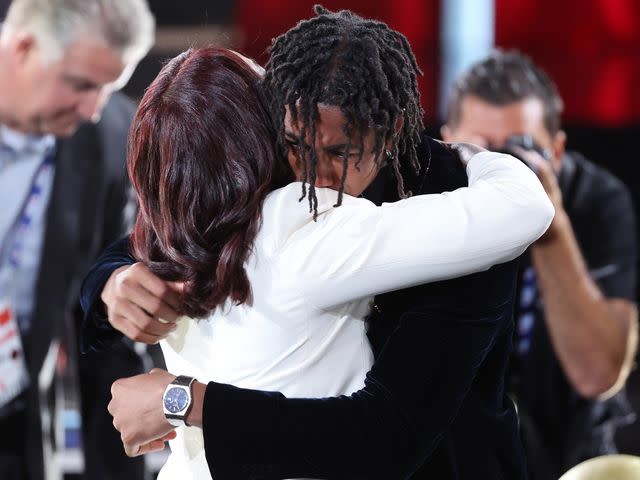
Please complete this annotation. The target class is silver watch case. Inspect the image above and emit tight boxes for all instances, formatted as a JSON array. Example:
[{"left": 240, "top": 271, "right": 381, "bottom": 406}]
[{"left": 162, "top": 375, "right": 196, "bottom": 427}]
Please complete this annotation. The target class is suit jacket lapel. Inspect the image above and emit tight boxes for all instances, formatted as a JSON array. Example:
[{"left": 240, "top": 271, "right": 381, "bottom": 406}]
[{"left": 27, "top": 125, "right": 101, "bottom": 377}]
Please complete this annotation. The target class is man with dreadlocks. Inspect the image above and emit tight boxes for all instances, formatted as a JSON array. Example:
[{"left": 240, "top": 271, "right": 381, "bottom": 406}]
[
  {"left": 264, "top": 5, "right": 425, "bottom": 215},
  {"left": 82, "top": 6, "right": 537, "bottom": 479}
]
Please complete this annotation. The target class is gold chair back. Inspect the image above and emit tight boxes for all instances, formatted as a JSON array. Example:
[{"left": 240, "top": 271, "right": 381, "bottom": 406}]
[{"left": 559, "top": 455, "right": 640, "bottom": 480}]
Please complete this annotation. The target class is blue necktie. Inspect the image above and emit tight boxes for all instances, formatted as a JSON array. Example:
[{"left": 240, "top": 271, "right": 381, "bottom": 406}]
[{"left": 516, "top": 265, "right": 538, "bottom": 356}]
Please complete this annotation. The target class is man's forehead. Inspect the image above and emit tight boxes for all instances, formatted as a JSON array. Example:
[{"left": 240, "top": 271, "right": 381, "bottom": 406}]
[
  {"left": 460, "top": 96, "right": 544, "bottom": 125},
  {"left": 458, "top": 96, "right": 548, "bottom": 138},
  {"left": 60, "top": 37, "right": 127, "bottom": 85},
  {"left": 284, "top": 103, "right": 352, "bottom": 138}
]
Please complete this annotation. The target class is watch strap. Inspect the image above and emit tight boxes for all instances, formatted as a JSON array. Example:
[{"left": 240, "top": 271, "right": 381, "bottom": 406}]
[{"left": 172, "top": 375, "right": 196, "bottom": 388}]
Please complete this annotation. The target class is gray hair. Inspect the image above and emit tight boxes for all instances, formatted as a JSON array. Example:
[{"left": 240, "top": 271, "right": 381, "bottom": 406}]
[{"left": 2, "top": 0, "right": 155, "bottom": 63}]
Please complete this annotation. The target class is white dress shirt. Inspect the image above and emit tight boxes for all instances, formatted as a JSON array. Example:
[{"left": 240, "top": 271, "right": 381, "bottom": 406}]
[{"left": 157, "top": 151, "right": 554, "bottom": 479}]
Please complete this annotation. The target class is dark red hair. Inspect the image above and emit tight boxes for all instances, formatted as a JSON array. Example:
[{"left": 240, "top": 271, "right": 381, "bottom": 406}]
[{"left": 128, "top": 46, "right": 287, "bottom": 317}]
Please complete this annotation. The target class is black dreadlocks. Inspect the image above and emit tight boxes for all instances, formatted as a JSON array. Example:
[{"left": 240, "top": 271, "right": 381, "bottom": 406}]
[{"left": 264, "top": 5, "right": 425, "bottom": 215}]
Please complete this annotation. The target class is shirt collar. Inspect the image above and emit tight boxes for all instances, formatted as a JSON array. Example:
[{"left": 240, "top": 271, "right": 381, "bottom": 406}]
[{"left": 0, "top": 123, "right": 55, "bottom": 158}]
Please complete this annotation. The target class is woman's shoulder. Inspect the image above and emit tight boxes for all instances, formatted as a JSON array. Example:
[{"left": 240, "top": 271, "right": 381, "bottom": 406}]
[
  {"left": 264, "top": 182, "right": 373, "bottom": 215},
  {"left": 259, "top": 183, "right": 376, "bottom": 251}
]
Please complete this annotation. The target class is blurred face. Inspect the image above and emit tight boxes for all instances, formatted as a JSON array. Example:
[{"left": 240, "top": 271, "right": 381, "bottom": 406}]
[
  {"left": 283, "top": 103, "right": 382, "bottom": 197},
  {"left": 10, "top": 34, "right": 128, "bottom": 136},
  {"left": 442, "top": 95, "right": 565, "bottom": 171}
]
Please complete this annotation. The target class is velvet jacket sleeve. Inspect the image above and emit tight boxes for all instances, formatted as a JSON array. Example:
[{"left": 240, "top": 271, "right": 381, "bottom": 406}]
[{"left": 79, "top": 236, "right": 135, "bottom": 353}]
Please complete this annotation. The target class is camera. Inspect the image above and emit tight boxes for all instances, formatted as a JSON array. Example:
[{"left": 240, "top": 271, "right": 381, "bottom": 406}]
[{"left": 497, "top": 135, "right": 551, "bottom": 165}]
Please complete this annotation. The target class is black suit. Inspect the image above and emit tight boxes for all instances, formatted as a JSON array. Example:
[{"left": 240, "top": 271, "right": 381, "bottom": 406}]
[
  {"left": 16, "top": 93, "right": 145, "bottom": 480},
  {"left": 81, "top": 136, "right": 527, "bottom": 479}
]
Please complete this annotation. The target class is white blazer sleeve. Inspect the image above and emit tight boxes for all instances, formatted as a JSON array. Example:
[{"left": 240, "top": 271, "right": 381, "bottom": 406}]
[{"left": 277, "top": 151, "right": 555, "bottom": 309}]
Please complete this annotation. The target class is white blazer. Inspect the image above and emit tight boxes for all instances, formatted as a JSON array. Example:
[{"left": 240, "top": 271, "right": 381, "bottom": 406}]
[{"left": 157, "top": 151, "right": 554, "bottom": 480}]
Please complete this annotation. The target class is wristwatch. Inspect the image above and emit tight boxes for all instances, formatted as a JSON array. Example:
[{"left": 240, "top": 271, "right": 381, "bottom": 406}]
[{"left": 162, "top": 375, "right": 196, "bottom": 427}]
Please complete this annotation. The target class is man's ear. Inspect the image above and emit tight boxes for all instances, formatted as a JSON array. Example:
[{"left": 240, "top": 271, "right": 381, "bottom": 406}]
[
  {"left": 551, "top": 130, "right": 567, "bottom": 173},
  {"left": 7, "top": 31, "right": 37, "bottom": 66}
]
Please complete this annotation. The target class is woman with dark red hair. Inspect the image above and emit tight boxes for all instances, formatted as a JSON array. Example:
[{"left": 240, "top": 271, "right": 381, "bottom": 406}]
[{"left": 119, "top": 46, "right": 553, "bottom": 478}]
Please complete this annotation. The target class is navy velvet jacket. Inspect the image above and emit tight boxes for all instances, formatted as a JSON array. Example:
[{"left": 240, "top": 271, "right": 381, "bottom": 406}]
[{"left": 80, "top": 136, "right": 527, "bottom": 479}]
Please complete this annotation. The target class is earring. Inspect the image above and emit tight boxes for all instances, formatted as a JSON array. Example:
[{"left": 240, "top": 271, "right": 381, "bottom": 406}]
[{"left": 385, "top": 149, "right": 393, "bottom": 165}]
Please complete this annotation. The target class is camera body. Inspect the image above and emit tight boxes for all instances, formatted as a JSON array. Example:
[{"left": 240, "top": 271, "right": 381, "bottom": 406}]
[{"left": 498, "top": 134, "right": 551, "bottom": 164}]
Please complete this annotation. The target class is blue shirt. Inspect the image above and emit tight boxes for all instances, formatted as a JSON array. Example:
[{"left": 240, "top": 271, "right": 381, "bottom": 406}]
[{"left": 0, "top": 124, "right": 55, "bottom": 335}]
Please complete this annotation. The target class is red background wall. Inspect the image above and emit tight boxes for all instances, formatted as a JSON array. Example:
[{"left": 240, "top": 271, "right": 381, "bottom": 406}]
[
  {"left": 235, "top": 0, "right": 640, "bottom": 127},
  {"left": 495, "top": 0, "right": 640, "bottom": 126},
  {"left": 234, "top": 0, "right": 441, "bottom": 122}
]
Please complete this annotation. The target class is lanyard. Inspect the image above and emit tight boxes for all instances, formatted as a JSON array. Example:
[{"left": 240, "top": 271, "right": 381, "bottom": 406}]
[{"left": 0, "top": 149, "right": 55, "bottom": 274}]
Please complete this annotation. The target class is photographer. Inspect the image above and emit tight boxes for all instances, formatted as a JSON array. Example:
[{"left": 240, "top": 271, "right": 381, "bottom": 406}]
[{"left": 441, "top": 50, "right": 638, "bottom": 479}]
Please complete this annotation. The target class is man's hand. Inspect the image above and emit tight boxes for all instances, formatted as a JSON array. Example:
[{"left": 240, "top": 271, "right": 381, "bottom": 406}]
[
  {"left": 109, "top": 369, "right": 177, "bottom": 457},
  {"left": 509, "top": 146, "right": 564, "bottom": 242},
  {"left": 101, "top": 263, "right": 182, "bottom": 343}
]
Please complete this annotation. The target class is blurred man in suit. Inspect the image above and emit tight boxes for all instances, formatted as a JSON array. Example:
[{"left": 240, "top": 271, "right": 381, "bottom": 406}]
[{"left": 0, "top": 0, "right": 154, "bottom": 478}]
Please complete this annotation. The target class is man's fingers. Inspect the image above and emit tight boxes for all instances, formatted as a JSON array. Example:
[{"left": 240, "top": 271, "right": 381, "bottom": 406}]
[
  {"left": 118, "top": 301, "right": 176, "bottom": 339},
  {"left": 137, "top": 439, "right": 167, "bottom": 455},
  {"left": 120, "top": 281, "right": 180, "bottom": 325},
  {"left": 508, "top": 146, "right": 548, "bottom": 174},
  {"left": 123, "top": 431, "right": 175, "bottom": 457},
  {"left": 128, "top": 263, "right": 182, "bottom": 311},
  {"left": 168, "top": 281, "right": 185, "bottom": 293},
  {"left": 111, "top": 314, "right": 164, "bottom": 344},
  {"left": 160, "top": 287, "right": 182, "bottom": 312},
  {"left": 135, "top": 430, "right": 177, "bottom": 455},
  {"left": 123, "top": 441, "right": 141, "bottom": 458}
]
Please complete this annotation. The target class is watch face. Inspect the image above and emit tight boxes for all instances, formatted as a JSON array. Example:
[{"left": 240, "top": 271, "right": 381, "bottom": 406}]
[{"left": 164, "top": 386, "right": 189, "bottom": 414}]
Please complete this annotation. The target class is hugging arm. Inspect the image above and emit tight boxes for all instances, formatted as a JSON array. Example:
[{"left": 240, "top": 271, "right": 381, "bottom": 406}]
[
  {"left": 201, "top": 277, "right": 514, "bottom": 479},
  {"left": 286, "top": 151, "right": 553, "bottom": 309},
  {"left": 80, "top": 237, "right": 135, "bottom": 352},
  {"left": 81, "top": 151, "right": 553, "bottom": 348}
]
